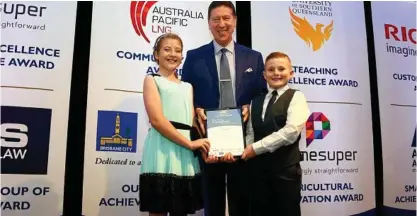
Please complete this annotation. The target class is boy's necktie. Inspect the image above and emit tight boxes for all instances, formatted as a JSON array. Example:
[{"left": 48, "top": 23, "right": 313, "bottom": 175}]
[
  {"left": 264, "top": 90, "right": 278, "bottom": 120},
  {"left": 219, "top": 48, "right": 235, "bottom": 108}
]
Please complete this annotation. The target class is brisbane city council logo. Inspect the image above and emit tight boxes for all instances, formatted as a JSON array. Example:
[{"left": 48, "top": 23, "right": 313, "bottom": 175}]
[
  {"left": 130, "top": 1, "right": 204, "bottom": 43},
  {"left": 289, "top": 1, "right": 334, "bottom": 51}
]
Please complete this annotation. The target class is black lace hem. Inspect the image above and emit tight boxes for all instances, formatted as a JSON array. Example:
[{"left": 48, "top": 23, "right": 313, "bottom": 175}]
[{"left": 139, "top": 173, "right": 203, "bottom": 214}]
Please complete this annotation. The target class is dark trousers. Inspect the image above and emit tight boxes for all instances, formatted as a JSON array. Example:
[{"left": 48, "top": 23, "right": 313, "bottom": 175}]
[
  {"left": 249, "top": 163, "right": 302, "bottom": 216},
  {"left": 200, "top": 160, "right": 250, "bottom": 216}
]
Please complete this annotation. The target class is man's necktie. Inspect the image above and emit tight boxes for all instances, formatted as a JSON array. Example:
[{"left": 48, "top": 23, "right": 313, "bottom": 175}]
[
  {"left": 264, "top": 90, "right": 278, "bottom": 120},
  {"left": 219, "top": 48, "right": 235, "bottom": 108}
]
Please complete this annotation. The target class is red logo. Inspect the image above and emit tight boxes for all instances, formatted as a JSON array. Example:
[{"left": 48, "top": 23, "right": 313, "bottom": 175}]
[
  {"left": 130, "top": 1, "right": 158, "bottom": 43},
  {"left": 384, "top": 24, "right": 416, "bottom": 45}
]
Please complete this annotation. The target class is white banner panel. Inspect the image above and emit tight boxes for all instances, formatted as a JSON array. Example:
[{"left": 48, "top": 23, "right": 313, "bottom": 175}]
[
  {"left": 0, "top": 1, "right": 77, "bottom": 216},
  {"left": 83, "top": 2, "right": 234, "bottom": 216},
  {"left": 371, "top": 1, "right": 417, "bottom": 215},
  {"left": 252, "top": 1, "right": 375, "bottom": 215}
]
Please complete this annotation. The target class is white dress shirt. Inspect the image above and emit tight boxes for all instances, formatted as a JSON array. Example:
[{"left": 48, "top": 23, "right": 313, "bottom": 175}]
[
  {"left": 213, "top": 40, "right": 236, "bottom": 101},
  {"left": 246, "top": 84, "right": 310, "bottom": 155}
]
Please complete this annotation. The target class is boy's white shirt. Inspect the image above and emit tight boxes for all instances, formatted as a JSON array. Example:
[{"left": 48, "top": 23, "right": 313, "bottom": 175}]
[{"left": 246, "top": 84, "right": 310, "bottom": 155}]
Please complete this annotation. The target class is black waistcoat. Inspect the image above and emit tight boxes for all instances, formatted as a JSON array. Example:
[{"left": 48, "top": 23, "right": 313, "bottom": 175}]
[{"left": 250, "top": 88, "right": 301, "bottom": 171}]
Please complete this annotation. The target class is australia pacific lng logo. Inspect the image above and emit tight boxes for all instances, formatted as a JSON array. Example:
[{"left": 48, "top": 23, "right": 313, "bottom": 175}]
[
  {"left": 289, "top": 1, "right": 334, "bottom": 51},
  {"left": 130, "top": 1, "right": 204, "bottom": 43},
  {"left": 130, "top": 1, "right": 158, "bottom": 43},
  {"left": 306, "top": 112, "right": 330, "bottom": 146}
]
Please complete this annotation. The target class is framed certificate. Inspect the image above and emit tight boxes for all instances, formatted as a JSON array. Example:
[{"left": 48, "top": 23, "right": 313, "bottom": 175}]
[{"left": 204, "top": 108, "right": 246, "bottom": 157}]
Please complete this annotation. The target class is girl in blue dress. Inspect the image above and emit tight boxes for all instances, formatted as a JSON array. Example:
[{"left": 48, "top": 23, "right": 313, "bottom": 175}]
[{"left": 139, "top": 33, "right": 210, "bottom": 216}]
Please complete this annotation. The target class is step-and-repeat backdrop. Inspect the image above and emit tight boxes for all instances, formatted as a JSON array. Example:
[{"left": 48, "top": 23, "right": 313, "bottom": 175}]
[
  {"left": 1, "top": 2, "right": 77, "bottom": 216},
  {"left": 82, "top": 2, "right": 234, "bottom": 216},
  {"left": 372, "top": 1, "right": 417, "bottom": 215},
  {"left": 251, "top": 1, "right": 375, "bottom": 215}
]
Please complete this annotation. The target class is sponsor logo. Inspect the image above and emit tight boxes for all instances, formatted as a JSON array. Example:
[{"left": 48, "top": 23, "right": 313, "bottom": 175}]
[
  {"left": 130, "top": 1, "right": 158, "bottom": 43},
  {"left": 96, "top": 111, "right": 138, "bottom": 153},
  {"left": 0, "top": 3, "right": 47, "bottom": 19},
  {"left": 305, "top": 112, "right": 330, "bottom": 146},
  {"left": 130, "top": 1, "right": 204, "bottom": 43},
  {"left": 0, "top": 3, "right": 47, "bottom": 31},
  {"left": 384, "top": 24, "right": 417, "bottom": 57},
  {"left": 412, "top": 127, "right": 416, "bottom": 147},
  {"left": 303, "top": 112, "right": 358, "bottom": 166},
  {"left": 1, "top": 106, "right": 51, "bottom": 175},
  {"left": 289, "top": 1, "right": 334, "bottom": 51},
  {"left": 385, "top": 24, "right": 416, "bottom": 45}
]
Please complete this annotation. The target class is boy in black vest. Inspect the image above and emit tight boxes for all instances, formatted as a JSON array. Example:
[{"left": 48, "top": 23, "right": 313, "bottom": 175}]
[{"left": 241, "top": 52, "right": 310, "bottom": 216}]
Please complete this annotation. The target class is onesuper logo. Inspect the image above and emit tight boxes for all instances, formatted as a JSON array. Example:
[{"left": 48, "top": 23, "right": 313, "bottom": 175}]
[
  {"left": 0, "top": 3, "right": 47, "bottom": 31},
  {"left": 0, "top": 3, "right": 47, "bottom": 19},
  {"left": 301, "top": 112, "right": 357, "bottom": 165}
]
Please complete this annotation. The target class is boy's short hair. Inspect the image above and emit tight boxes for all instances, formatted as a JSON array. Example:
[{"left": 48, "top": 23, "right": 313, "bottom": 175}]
[{"left": 265, "top": 52, "right": 292, "bottom": 64}]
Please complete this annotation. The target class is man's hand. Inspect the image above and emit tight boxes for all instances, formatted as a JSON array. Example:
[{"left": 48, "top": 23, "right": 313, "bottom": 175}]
[
  {"left": 196, "top": 108, "right": 206, "bottom": 134},
  {"left": 242, "top": 104, "right": 250, "bottom": 122},
  {"left": 242, "top": 144, "right": 256, "bottom": 161},
  {"left": 219, "top": 152, "right": 236, "bottom": 163},
  {"left": 201, "top": 150, "right": 219, "bottom": 164},
  {"left": 206, "top": 155, "right": 219, "bottom": 163}
]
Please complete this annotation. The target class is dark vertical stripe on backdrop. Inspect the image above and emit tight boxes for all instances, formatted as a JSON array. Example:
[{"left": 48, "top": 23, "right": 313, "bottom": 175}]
[
  {"left": 364, "top": 2, "right": 384, "bottom": 216},
  {"left": 236, "top": 1, "right": 252, "bottom": 48},
  {"left": 63, "top": 1, "right": 93, "bottom": 216}
]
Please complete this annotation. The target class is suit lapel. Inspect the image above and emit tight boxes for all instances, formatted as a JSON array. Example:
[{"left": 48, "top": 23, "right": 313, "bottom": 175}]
[
  {"left": 205, "top": 42, "right": 219, "bottom": 95},
  {"left": 234, "top": 44, "right": 246, "bottom": 101}
]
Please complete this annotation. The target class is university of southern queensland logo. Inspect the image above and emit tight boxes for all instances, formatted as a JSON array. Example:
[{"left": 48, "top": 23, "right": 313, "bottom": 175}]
[
  {"left": 1, "top": 106, "right": 52, "bottom": 175},
  {"left": 289, "top": 1, "right": 334, "bottom": 51},
  {"left": 130, "top": 1, "right": 204, "bottom": 43},
  {"left": 305, "top": 112, "right": 330, "bottom": 146},
  {"left": 96, "top": 111, "right": 138, "bottom": 153}
]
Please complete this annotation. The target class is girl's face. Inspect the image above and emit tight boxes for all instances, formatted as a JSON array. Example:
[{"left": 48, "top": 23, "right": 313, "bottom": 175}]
[{"left": 155, "top": 38, "right": 183, "bottom": 73}]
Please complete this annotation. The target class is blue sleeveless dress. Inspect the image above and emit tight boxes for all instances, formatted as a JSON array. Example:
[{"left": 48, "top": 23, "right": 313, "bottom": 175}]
[{"left": 139, "top": 74, "right": 203, "bottom": 215}]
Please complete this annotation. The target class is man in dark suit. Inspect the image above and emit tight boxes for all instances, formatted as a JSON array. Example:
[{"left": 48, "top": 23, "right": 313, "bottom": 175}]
[{"left": 181, "top": 2, "right": 266, "bottom": 216}]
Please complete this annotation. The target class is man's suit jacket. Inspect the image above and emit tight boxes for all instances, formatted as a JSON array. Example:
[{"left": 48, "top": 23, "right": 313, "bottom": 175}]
[{"left": 181, "top": 41, "right": 267, "bottom": 109}]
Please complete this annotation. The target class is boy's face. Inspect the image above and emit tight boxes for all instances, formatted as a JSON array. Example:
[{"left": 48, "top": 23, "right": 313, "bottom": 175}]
[{"left": 263, "top": 57, "right": 294, "bottom": 89}]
